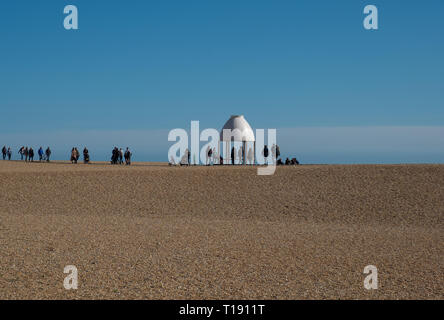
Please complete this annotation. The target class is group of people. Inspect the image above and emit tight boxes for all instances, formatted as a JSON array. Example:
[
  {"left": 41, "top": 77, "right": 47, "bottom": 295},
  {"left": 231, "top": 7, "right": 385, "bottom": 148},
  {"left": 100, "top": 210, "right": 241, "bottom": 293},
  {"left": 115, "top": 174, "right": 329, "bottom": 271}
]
[
  {"left": 70, "top": 147, "right": 90, "bottom": 164},
  {"left": 111, "top": 147, "right": 132, "bottom": 165},
  {"left": 1, "top": 146, "right": 12, "bottom": 161},
  {"left": 1, "top": 145, "right": 136, "bottom": 165},
  {"left": 174, "top": 144, "right": 289, "bottom": 166},
  {"left": 12, "top": 146, "right": 52, "bottom": 162}
]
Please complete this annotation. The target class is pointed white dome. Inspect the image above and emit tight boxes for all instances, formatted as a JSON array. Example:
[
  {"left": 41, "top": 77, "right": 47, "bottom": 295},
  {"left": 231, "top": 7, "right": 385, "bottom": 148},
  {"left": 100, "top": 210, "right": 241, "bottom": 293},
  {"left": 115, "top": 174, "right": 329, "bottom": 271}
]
[{"left": 220, "top": 115, "right": 255, "bottom": 142}]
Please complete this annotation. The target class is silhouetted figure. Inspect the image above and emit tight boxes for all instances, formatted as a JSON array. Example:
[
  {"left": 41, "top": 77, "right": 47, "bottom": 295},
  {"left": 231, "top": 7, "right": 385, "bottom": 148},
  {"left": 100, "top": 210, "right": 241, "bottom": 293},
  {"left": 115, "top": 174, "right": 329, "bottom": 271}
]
[
  {"left": 124, "top": 148, "right": 132, "bottom": 165},
  {"left": 231, "top": 147, "right": 236, "bottom": 164},
  {"left": 111, "top": 147, "right": 119, "bottom": 164},
  {"left": 118, "top": 148, "right": 123, "bottom": 164},
  {"left": 7, "top": 147, "right": 12, "bottom": 160},
  {"left": 262, "top": 145, "right": 269, "bottom": 165},
  {"left": 38, "top": 147, "right": 44, "bottom": 161},
  {"left": 1, "top": 146, "right": 6, "bottom": 160},
  {"left": 71, "top": 148, "right": 79, "bottom": 164},
  {"left": 18, "top": 146, "right": 24, "bottom": 160},
  {"left": 285, "top": 158, "right": 290, "bottom": 165},
  {"left": 45, "top": 147, "right": 51, "bottom": 162},
  {"left": 29, "top": 148, "right": 34, "bottom": 162},
  {"left": 83, "top": 147, "right": 90, "bottom": 164}
]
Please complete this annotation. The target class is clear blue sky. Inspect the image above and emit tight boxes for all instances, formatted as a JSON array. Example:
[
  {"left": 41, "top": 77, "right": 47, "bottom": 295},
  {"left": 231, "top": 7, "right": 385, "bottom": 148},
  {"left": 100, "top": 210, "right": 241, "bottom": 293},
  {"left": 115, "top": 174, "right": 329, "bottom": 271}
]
[{"left": 0, "top": 0, "right": 443, "bottom": 162}]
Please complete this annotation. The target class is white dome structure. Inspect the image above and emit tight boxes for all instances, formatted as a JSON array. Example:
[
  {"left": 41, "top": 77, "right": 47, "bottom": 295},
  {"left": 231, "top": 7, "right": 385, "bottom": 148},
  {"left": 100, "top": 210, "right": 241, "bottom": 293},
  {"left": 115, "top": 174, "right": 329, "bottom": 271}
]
[
  {"left": 220, "top": 115, "right": 255, "bottom": 142},
  {"left": 219, "top": 115, "right": 256, "bottom": 165}
]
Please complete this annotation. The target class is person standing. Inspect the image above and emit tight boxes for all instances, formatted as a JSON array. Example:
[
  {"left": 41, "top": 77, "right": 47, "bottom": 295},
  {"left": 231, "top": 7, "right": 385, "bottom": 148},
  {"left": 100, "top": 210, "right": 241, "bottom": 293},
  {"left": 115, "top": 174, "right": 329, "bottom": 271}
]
[
  {"left": 7, "top": 147, "right": 12, "bottom": 160},
  {"left": 45, "top": 147, "right": 51, "bottom": 162},
  {"left": 38, "top": 147, "right": 44, "bottom": 161},
  {"left": 262, "top": 145, "right": 269, "bottom": 165},
  {"left": 24, "top": 147, "right": 29, "bottom": 162},
  {"left": 83, "top": 147, "right": 90, "bottom": 164},
  {"left": 247, "top": 147, "right": 254, "bottom": 165},
  {"left": 237, "top": 147, "right": 243, "bottom": 165},
  {"left": 124, "top": 147, "right": 132, "bottom": 165},
  {"left": 231, "top": 147, "right": 235, "bottom": 165},
  {"left": 18, "top": 146, "right": 24, "bottom": 160},
  {"left": 212, "top": 147, "right": 218, "bottom": 165},
  {"left": 119, "top": 148, "right": 124, "bottom": 165},
  {"left": 29, "top": 147, "right": 34, "bottom": 162},
  {"left": 1, "top": 146, "right": 6, "bottom": 160}
]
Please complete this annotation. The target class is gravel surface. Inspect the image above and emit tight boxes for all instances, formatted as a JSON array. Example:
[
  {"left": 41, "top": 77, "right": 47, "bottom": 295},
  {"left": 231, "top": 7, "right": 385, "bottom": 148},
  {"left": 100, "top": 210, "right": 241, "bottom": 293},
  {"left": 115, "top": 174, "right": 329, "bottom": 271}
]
[{"left": 0, "top": 161, "right": 442, "bottom": 299}]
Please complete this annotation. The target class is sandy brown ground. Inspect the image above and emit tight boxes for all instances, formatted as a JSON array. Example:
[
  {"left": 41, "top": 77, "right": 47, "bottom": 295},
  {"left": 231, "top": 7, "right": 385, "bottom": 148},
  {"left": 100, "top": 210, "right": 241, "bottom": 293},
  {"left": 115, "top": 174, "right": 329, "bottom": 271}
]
[{"left": 0, "top": 160, "right": 442, "bottom": 299}]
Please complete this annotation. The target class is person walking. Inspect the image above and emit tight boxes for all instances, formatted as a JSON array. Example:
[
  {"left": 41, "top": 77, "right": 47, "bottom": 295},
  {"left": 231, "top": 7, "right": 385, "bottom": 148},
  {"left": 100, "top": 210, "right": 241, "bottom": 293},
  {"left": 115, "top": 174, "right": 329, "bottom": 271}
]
[
  {"left": 1, "top": 146, "right": 6, "bottom": 160},
  {"left": 18, "top": 146, "right": 24, "bottom": 160},
  {"left": 29, "top": 147, "right": 34, "bottom": 162},
  {"left": 24, "top": 147, "right": 29, "bottom": 162},
  {"left": 45, "top": 147, "right": 51, "bottom": 162},
  {"left": 38, "top": 147, "right": 44, "bottom": 162}
]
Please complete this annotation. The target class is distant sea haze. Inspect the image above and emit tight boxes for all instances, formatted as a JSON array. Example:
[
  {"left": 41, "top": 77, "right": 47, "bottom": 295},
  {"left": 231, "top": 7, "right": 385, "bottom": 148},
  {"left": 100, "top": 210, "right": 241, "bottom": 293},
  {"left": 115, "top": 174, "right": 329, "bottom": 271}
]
[{"left": 1, "top": 126, "right": 443, "bottom": 164}]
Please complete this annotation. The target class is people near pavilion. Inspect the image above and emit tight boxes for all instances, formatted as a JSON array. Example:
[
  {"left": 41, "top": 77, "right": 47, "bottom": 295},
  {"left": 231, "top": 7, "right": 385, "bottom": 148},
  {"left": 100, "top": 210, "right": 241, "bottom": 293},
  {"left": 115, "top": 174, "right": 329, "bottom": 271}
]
[
  {"left": 206, "top": 146, "right": 212, "bottom": 165},
  {"left": 237, "top": 147, "right": 242, "bottom": 165},
  {"left": 212, "top": 147, "right": 218, "bottom": 165},
  {"left": 262, "top": 145, "right": 269, "bottom": 165},
  {"left": 231, "top": 147, "right": 235, "bottom": 165},
  {"left": 247, "top": 147, "right": 254, "bottom": 165}
]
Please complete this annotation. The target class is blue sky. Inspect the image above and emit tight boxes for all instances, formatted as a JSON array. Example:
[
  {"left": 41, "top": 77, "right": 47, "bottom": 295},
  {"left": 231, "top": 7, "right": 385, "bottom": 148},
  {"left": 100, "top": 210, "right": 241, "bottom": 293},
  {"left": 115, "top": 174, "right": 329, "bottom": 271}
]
[{"left": 0, "top": 0, "right": 443, "bottom": 162}]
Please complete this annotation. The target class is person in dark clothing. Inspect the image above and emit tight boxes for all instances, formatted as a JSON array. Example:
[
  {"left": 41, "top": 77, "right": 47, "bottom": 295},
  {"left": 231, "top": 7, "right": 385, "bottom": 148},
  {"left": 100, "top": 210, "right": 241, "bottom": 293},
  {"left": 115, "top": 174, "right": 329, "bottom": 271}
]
[
  {"left": 124, "top": 148, "right": 132, "bottom": 165},
  {"left": 7, "top": 147, "right": 12, "bottom": 160},
  {"left": 24, "top": 147, "right": 29, "bottom": 162},
  {"left": 285, "top": 158, "right": 290, "bottom": 165},
  {"left": 263, "top": 145, "right": 269, "bottom": 165},
  {"left": 45, "top": 147, "right": 51, "bottom": 162},
  {"left": 2, "top": 146, "right": 6, "bottom": 160},
  {"left": 18, "top": 146, "right": 24, "bottom": 160},
  {"left": 29, "top": 148, "right": 34, "bottom": 162},
  {"left": 83, "top": 147, "right": 90, "bottom": 164},
  {"left": 207, "top": 147, "right": 213, "bottom": 165},
  {"left": 231, "top": 147, "right": 235, "bottom": 165},
  {"left": 111, "top": 147, "right": 119, "bottom": 164},
  {"left": 276, "top": 145, "right": 280, "bottom": 159}
]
